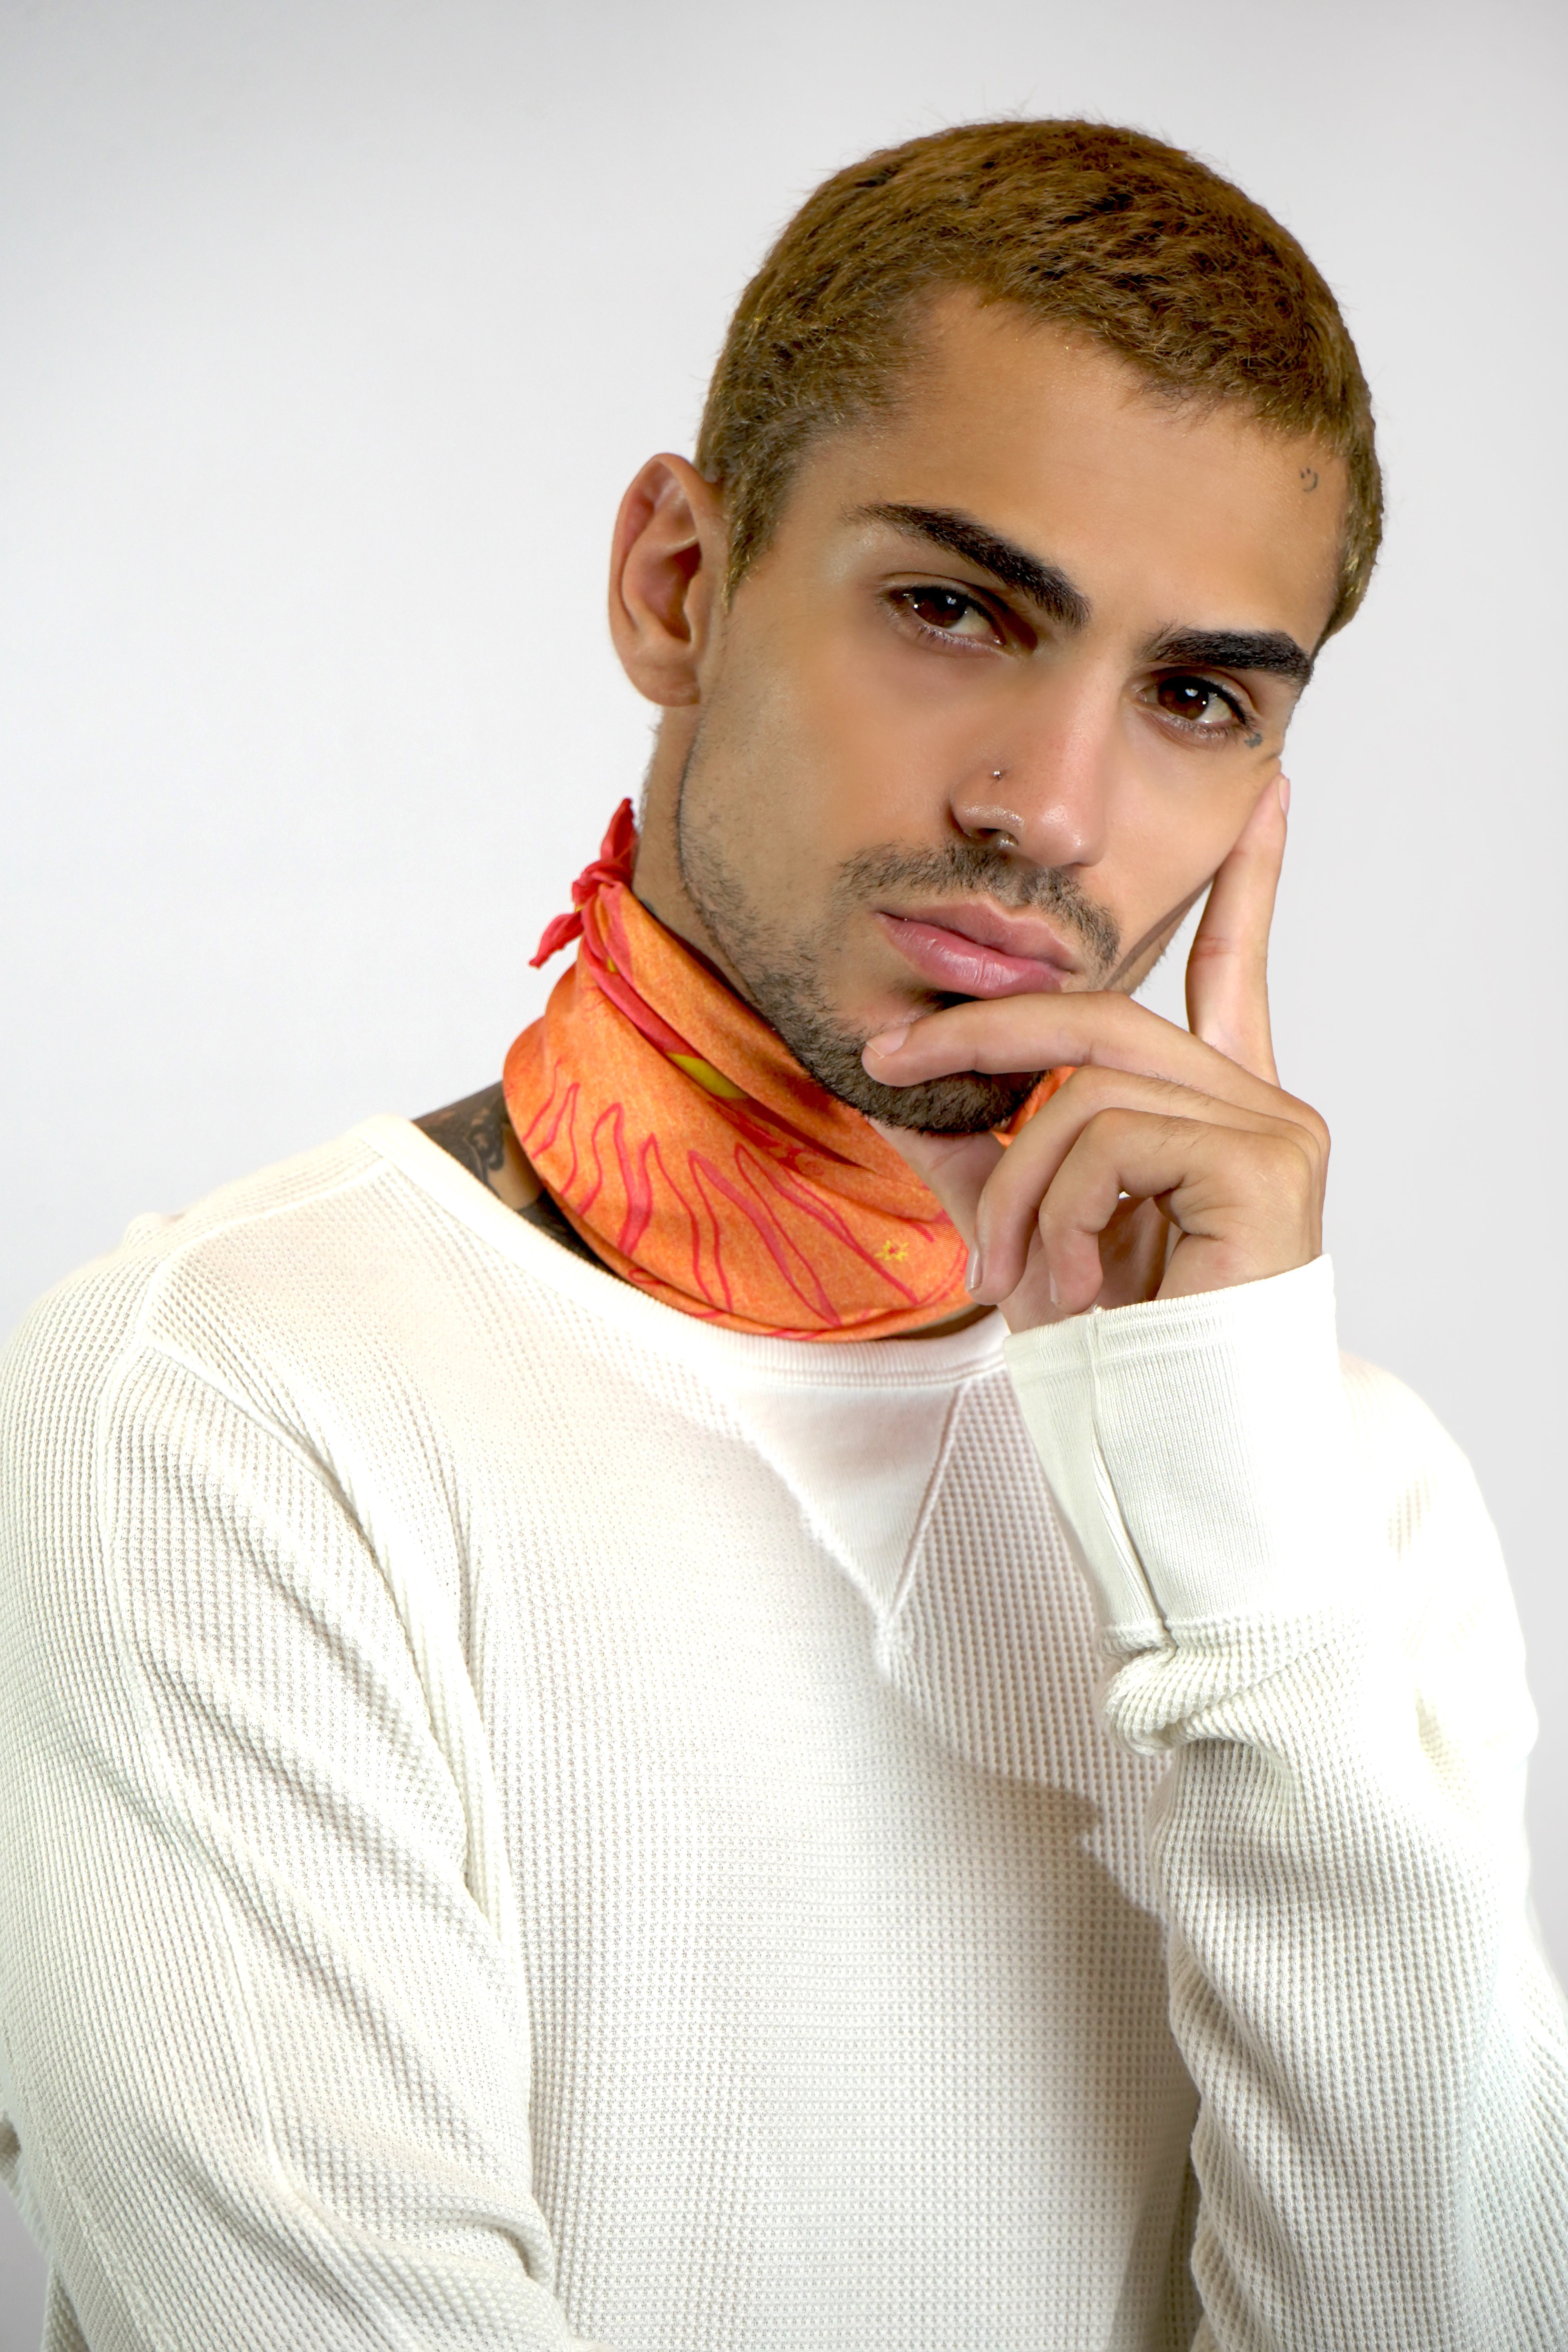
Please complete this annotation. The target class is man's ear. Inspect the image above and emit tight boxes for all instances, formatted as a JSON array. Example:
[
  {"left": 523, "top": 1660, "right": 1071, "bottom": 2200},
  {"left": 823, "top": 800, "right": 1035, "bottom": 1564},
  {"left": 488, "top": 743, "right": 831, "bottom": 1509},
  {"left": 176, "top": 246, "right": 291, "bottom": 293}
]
[{"left": 608, "top": 455, "right": 726, "bottom": 708}]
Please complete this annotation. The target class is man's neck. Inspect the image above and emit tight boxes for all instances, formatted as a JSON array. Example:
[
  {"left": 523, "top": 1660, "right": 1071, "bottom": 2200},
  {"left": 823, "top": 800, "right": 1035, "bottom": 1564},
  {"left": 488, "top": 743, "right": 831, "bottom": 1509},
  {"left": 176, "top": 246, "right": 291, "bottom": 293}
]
[
  {"left": 414, "top": 1083, "right": 991, "bottom": 1340},
  {"left": 416, "top": 1084, "right": 540, "bottom": 1214}
]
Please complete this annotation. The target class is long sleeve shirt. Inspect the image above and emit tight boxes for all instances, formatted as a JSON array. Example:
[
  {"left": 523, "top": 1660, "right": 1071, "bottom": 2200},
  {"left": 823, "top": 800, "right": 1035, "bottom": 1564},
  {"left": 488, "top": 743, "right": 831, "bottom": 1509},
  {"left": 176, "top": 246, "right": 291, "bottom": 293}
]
[{"left": 0, "top": 1113, "right": 1563, "bottom": 2350}]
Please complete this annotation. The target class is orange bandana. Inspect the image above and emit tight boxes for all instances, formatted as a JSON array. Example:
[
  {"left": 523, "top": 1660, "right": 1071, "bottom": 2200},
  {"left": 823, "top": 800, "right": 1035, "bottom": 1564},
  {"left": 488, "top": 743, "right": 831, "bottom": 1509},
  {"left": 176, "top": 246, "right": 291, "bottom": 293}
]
[{"left": 504, "top": 803, "right": 1045, "bottom": 1340}]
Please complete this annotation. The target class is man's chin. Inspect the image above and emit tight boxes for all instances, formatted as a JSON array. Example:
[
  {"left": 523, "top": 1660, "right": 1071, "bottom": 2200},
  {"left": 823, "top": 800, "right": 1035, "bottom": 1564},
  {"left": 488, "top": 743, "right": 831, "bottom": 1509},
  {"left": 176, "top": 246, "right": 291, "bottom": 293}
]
[
  {"left": 722, "top": 947, "right": 1042, "bottom": 1134},
  {"left": 848, "top": 1072, "right": 1043, "bottom": 1135},
  {"left": 791, "top": 1040, "right": 1043, "bottom": 1136}
]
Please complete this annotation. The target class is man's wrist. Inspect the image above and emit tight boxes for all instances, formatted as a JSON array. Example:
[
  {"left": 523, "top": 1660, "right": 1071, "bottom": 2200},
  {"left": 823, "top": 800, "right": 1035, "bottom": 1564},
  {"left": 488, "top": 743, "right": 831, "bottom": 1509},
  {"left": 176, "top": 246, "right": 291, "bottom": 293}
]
[{"left": 1005, "top": 1257, "right": 1368, "bottom": 1637}]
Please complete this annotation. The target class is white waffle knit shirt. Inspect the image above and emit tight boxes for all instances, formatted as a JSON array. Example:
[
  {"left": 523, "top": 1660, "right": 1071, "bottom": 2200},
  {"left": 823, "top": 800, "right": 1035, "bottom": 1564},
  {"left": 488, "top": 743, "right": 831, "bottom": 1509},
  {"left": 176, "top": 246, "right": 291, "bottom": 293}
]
[{"left": 0, "top": 1113, "right": 1564, "bottom": 2352}]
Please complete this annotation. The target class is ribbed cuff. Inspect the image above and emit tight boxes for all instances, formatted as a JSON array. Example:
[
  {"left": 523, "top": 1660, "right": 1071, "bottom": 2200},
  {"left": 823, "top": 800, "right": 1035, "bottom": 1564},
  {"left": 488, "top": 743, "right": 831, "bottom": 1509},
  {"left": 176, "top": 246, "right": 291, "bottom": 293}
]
[{"left": 1005, "top": 1258, "right": 1369, "bottom": 1643}]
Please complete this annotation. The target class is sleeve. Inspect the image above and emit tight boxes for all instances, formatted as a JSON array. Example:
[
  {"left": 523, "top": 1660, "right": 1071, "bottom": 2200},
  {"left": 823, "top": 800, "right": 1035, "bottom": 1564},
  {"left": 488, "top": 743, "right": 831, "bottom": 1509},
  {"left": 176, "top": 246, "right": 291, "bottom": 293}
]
[
  {"left": 0, "top": 1304, "right": 608, "bottom": 2352},
  {"left": 1004, "top": 1257, "right": 1568, "bottom": 2352}
]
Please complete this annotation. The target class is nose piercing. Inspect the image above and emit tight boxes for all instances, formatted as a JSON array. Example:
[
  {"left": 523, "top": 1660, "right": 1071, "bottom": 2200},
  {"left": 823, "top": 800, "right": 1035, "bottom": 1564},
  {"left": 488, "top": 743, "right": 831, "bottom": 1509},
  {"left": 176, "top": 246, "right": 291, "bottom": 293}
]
[{"left": 984, "top": 766, "right": 1013, "bottom": 848}]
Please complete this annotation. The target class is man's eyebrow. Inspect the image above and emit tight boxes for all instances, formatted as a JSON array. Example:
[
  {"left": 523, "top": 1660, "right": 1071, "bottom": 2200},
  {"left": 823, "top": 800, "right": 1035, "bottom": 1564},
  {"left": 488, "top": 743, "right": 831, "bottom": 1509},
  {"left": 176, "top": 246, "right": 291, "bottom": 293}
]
[
  {"left": 1147, "top": 626, "right": 1315, "bottom": 689},
  {"left": 853, "top": 502, "right": 1091, "bottom": 632}
]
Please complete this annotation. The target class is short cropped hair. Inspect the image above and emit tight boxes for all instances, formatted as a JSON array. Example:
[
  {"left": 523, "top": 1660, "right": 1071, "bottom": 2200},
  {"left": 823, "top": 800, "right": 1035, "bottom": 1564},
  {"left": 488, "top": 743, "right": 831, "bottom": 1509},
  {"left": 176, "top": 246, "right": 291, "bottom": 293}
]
[{"left": 697, "top": 120, "right": 1380, "bottom": 639}]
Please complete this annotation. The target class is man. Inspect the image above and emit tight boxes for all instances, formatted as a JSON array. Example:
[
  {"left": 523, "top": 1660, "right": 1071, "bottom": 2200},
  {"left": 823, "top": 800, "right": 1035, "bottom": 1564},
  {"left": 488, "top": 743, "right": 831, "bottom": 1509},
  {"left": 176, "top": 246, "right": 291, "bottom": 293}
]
[{"left": 0, "top": 118, "right": 1563, "bottom": 2352}]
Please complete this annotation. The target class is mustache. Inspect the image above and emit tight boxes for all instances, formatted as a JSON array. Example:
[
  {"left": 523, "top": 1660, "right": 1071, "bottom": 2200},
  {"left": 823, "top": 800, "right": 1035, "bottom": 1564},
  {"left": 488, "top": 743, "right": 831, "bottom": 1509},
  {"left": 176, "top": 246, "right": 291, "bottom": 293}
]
[{"left": 833, "top": 840, "right": 1121, "bottom": 976}]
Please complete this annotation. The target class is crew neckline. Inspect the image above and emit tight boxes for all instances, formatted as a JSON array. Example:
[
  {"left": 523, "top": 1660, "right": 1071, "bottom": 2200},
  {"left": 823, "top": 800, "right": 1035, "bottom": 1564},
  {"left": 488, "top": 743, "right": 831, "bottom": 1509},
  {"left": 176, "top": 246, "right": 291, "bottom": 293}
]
[{"left": 357, "top": 1113, "right": 1007, "bottom": 1392}]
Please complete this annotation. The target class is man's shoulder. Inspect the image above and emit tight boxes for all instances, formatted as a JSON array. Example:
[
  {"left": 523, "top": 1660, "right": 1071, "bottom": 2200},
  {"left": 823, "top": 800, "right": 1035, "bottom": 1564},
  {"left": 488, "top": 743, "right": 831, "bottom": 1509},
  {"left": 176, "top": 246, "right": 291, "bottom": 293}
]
[
  {"left": 1337, "top": 1348, "right": 1480, "bottom": 1507},
  {"left": 1336, "top": 1345, "right": 1517, "bottom": 1664},
  {"left": 0, "top": 1123, "right": 486, "bottom": 1445}
]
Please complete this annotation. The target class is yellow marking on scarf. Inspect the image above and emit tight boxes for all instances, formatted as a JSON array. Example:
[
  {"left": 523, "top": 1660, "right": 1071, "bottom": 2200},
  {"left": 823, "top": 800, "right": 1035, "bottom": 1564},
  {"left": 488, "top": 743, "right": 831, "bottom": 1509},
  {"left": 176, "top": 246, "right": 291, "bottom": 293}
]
[{"left": 670, "top": 1053, "right": 749, "bottom": 1102}]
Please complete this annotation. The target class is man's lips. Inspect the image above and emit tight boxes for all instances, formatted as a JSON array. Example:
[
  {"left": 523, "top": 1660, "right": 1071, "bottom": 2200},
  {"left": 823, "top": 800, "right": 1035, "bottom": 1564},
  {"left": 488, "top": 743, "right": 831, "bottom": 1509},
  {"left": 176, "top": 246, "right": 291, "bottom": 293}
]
[{"left": 874, "top": 904, "right": 1080, "bottom": 998}]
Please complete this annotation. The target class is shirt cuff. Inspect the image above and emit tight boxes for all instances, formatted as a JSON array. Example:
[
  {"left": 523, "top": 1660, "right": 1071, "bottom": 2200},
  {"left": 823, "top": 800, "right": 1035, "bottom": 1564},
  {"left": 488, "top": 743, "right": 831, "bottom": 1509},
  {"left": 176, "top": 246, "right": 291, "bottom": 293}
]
[{"left": 1004, "top": 1257, "right": 1370, "bottom": 1644}]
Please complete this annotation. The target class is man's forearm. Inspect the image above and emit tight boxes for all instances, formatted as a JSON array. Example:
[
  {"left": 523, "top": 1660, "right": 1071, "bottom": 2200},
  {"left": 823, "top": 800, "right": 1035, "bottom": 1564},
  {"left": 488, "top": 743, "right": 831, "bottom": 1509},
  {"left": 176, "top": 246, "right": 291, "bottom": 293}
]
[{"left": 1007, "top": 1261, "right": 1568, "bottom": 2349}]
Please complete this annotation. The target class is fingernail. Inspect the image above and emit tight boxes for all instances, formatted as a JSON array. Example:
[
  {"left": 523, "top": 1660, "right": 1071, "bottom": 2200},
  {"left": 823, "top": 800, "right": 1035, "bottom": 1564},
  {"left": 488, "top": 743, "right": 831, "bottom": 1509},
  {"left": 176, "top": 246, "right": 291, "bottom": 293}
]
[
  {"left": 864, "top": 1023, "right": 912, "bottom": 1060},
  {"left": 1277, "top": 775, "right": 1292, "bottom": 816},
  {"left": 966, "top": 1245, "right": 985, "bottom": 1294},
  {"left": 1047, "top": 1268, "right": 1060, "bottom": 1308}
]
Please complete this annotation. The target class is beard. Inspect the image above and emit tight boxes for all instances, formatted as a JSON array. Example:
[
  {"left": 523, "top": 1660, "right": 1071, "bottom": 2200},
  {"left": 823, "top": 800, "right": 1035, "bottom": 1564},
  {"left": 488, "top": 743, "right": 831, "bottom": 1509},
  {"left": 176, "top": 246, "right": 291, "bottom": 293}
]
[{"left": 674, "top": 791, "right": 1122, "bottom": 1137}]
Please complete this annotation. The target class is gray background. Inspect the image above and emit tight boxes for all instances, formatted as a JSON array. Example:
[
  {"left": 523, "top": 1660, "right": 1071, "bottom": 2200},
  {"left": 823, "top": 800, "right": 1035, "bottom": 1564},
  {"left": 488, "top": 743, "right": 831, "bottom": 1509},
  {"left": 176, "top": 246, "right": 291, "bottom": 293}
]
[{"left": 2, "top": 0, "right": 1564, "bottom": 2339}]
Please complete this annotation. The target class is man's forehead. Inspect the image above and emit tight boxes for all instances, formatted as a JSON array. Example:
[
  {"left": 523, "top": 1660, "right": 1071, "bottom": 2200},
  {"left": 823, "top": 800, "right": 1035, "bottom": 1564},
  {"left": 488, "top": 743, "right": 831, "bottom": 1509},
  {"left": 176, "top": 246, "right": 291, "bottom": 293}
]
[{"left": 834, "top": 296, "right": 1339, "bottom": 512}]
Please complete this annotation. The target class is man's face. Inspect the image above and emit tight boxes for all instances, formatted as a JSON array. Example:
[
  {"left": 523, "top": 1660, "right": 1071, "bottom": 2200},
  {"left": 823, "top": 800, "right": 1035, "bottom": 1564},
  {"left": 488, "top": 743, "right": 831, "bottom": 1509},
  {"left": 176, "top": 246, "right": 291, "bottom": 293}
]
[{"left": 665, "top": 294, "right": 1346, "bottom": 1131}]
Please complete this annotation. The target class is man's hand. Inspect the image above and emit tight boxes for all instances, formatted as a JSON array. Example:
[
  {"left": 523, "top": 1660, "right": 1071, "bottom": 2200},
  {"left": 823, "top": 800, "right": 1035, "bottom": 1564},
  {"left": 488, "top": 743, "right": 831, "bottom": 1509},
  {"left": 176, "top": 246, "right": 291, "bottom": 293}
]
[{"left": 862, "top": 778, "right": 1328, "bottom": 1334}]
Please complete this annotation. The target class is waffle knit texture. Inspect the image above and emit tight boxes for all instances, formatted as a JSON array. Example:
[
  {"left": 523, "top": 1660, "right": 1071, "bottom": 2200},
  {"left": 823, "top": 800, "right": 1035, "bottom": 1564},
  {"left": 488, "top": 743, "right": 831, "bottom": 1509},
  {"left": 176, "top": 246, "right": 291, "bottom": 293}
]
[{"left": 0, "top": 1114, "right": 1564, "bottom": 2351}]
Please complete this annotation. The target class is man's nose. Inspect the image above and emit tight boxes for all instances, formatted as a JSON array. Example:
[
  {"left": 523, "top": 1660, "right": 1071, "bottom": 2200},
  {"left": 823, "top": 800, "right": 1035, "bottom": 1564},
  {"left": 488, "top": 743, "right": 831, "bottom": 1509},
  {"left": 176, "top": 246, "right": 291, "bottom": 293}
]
[{"left": 949, "top": 681, "right": 1119, "bottom": 872}]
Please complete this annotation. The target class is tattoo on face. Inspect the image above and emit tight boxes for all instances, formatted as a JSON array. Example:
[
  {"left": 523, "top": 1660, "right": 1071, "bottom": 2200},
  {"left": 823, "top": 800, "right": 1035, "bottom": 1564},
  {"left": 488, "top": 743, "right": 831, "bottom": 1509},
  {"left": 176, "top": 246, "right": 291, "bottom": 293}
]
[
  {"left": 1299, "top": 466, "right": 1319, "bottom": 492},
  {"left": 1244, "top": 728, "right": 1264, "bottom": 748}
]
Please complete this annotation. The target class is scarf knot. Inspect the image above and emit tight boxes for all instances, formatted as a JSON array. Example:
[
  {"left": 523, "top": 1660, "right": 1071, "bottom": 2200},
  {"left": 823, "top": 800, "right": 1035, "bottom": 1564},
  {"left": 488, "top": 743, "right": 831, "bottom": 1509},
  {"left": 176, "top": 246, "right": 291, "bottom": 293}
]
[{"left": 529, "top": 800, "right": 639, "bottom": 970}]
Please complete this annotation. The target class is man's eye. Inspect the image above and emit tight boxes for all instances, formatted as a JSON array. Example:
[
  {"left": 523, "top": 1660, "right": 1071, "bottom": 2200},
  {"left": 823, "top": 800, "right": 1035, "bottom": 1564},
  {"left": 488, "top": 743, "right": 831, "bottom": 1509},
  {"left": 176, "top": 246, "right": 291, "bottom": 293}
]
[
  {"left": 893, "top": 587, "right": 1001, "bottom": 644},
  {"left": 1154, "top": 675, "right": 1245, "bottom": 730}
]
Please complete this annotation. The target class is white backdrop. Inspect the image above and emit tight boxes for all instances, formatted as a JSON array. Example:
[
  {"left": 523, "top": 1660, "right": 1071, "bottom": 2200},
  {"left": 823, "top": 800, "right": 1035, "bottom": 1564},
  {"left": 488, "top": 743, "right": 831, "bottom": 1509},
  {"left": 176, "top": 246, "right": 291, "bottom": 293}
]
[{"left": 2, "top": 1, "right": 1564, "bottom": 2340}]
